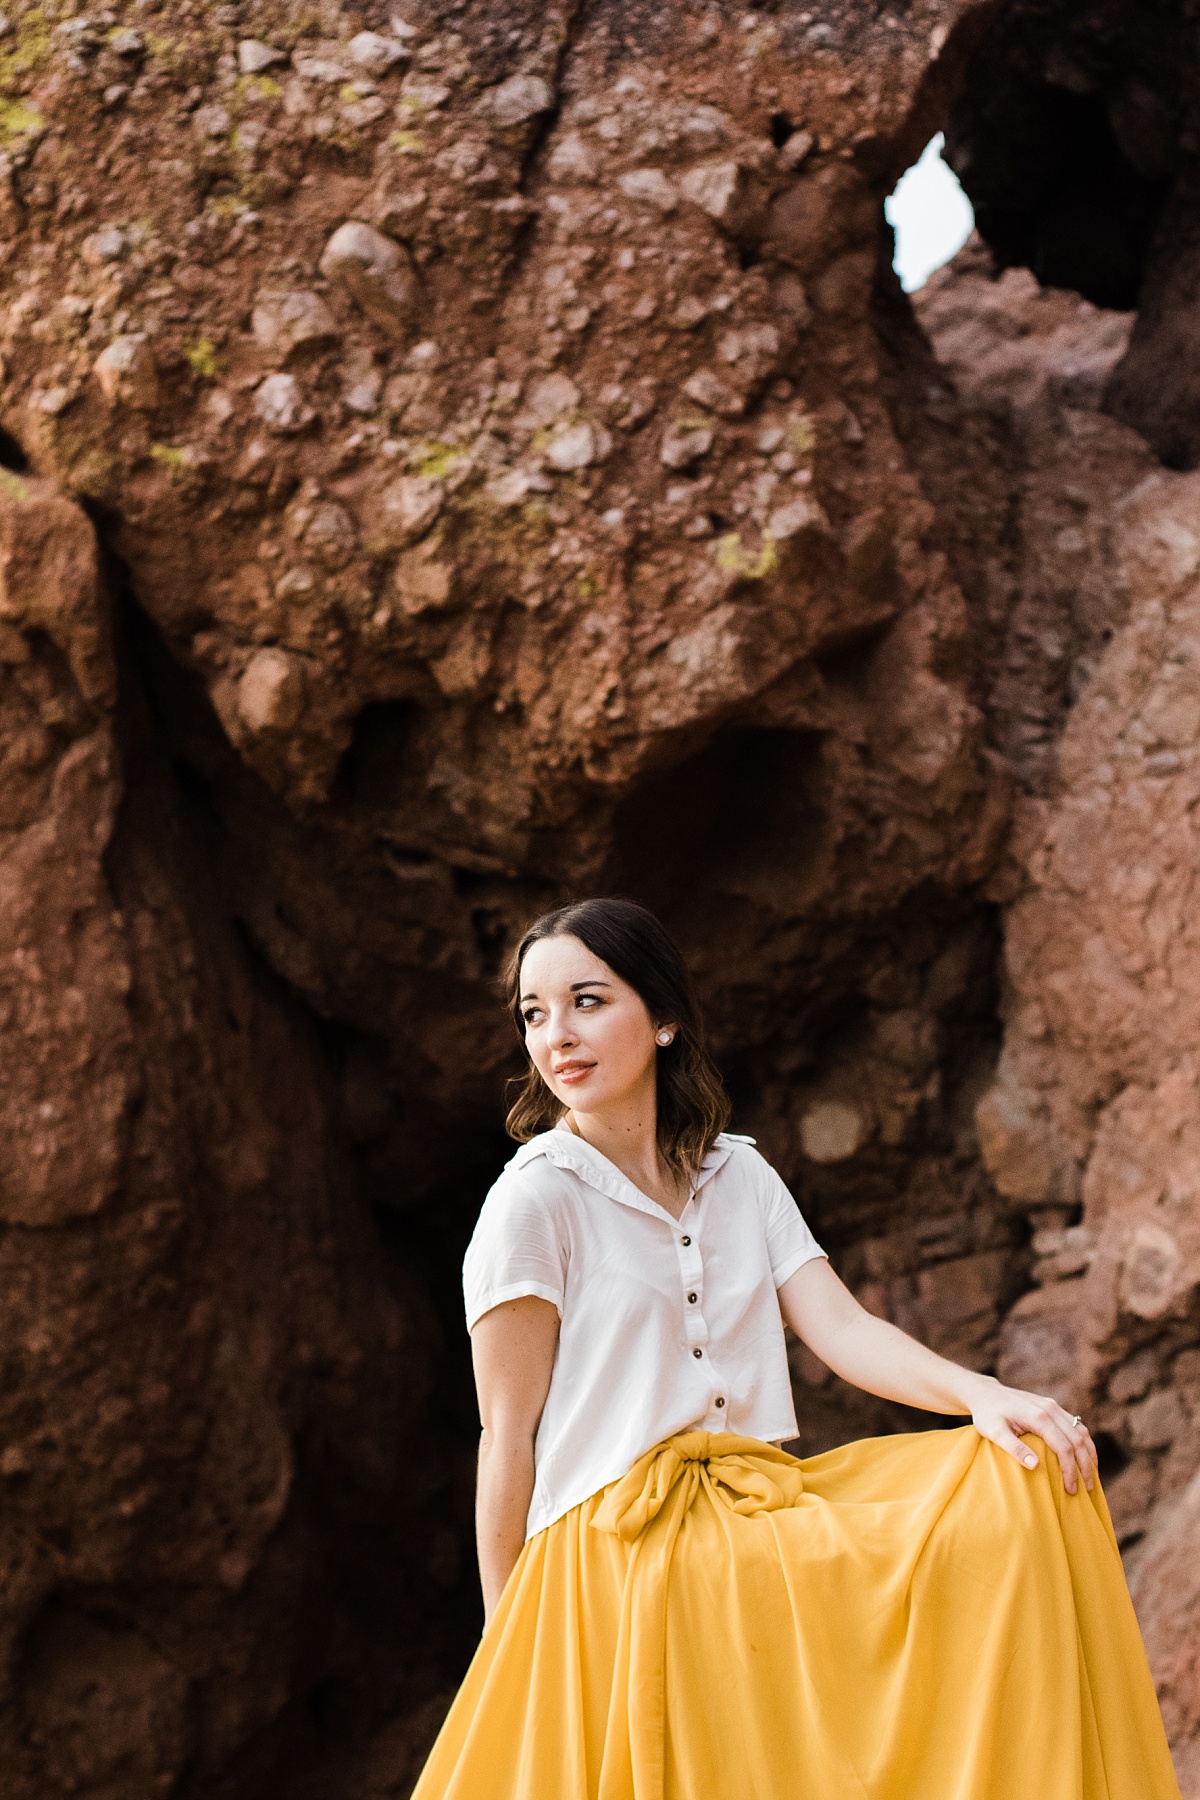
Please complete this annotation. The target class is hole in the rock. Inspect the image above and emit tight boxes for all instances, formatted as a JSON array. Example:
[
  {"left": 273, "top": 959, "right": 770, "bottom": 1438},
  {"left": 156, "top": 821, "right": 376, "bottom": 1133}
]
[
  {"left": 332, "top": 700, "right": 423, "bottom": 813},
  {"left": 305, "top": 1674, "right": 347, "bottom": 1733},
  {"left": 0, "top": 426, "right": 28, "bottom": 472},
  {"left": 812, "top": 618, "right": 894, "bottom": 685},
  {"left": 1092, "top": 1431, "right": 1130, "bottom": 1484},
  {"left": 945, "top": 77, "right": 1169, "bottom": 310},
  {"left": 885, "top": 131, "right": 975, "bottom": 293},
  {"left": 171, "top": 754, "right": 218, "bottom": 818},
  {"left": 609, "top": 726, "right": 826, "bottom": 922},
  {"left": 470, "top": 906, "right": 509, "bottom": 979},
  {"left": 769, "top": 110, "right": 795, "bottom": 148},
  {"left": 450, "top": 866, "right": 491, "bottom": 900}
]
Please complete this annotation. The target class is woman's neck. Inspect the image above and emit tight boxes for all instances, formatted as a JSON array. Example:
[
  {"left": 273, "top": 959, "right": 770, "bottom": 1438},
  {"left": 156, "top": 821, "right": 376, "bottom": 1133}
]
[{"left": 564, "top": 1098, "right": 690, "bottom": 1219}]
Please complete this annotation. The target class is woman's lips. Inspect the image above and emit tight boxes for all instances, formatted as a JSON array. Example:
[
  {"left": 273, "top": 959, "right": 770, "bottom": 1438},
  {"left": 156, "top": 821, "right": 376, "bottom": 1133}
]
[{"left": 554, "top": 1062, "right": 595, "bottom": 1084}]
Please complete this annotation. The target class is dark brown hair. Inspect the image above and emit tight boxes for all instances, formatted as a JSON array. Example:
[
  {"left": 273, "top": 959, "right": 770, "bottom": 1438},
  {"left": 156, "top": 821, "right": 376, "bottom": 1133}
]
[{"left": 504, "top": 897, "right": 731, "bottom": 1183}]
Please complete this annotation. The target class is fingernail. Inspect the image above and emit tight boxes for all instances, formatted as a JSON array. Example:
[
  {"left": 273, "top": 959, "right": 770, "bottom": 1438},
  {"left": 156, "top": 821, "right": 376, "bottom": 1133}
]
[{"left": 1024, "top": 1454, "right": 1037, "bottom": 1468}]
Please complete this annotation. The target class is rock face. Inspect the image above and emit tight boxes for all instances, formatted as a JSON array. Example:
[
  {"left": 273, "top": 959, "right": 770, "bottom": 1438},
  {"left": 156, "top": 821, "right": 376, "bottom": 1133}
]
[
  {"left": 0, "top": 472, "right": 468, "bottom": 1797},
  {"left": 0, "top": 0, "right": 1198, "bottom": 1794}
]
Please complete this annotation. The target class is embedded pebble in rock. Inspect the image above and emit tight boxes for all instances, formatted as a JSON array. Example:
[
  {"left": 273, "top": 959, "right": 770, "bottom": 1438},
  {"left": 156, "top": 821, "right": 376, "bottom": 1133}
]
[
  {"left": 193, "top": 103, "right": 232, "bottom": 139},
  {"left": 767, "top": 497, "right": 827, "bottom": 542},
  {"left": 93, "top": 335, "right": 159, "bottom": 409},
  {"left": 253, "top": 372, "right": 310, "bottom": 433},
  {"left": 252, "top": 289, "right": 340, "bottom": 359},
  {"left": 400, "top": 74, "right": 451, "bottom": 112},
  {"left": 34, "top": 386, "right": 73, "bottom": 416},
  {"left": 394, "top": 544, "right": 454, "bottom": 614},
  {"left": 294, "top": 43, "right": 350, "bottom": 84},
  {"left": 374, "top": 183, "right": 427, "bottom": 240},
  {"left": 237, "top": 39, "right": 287, "bottom": 74},
  {"left": 486, "top": 73, "right": 553, "bottom": 128},
  {"left": 304, "top": 500, "right": 358, "bottom": 569},
  {"left": 362, "top": 474, "right": 444, "bottom": 549},
  {"left": 485, "top": 468, "right": 535, "bottom": 507},
  {"left": 678, "top": 160, "right": 759, "bottom": 234},
  {"left": 341, "top": 347, "right": 382, "bottom": 416},
  {"left": 618, "top": 168, "right": 679, "bottom": 212},
  {"left": 347, "top": 30, "right": 408, "bottom": 76},
  {"left": 683, "top": 368, "right": 745, "bottom": 418},
  {"left": 81, "top": 225, "right": 126, "bottom": 266},
  {"left": 523, "top": 373, "right": 580, "bottom": 426},
  {"left": 779, "top": 129, "right": 815, "bottom": 171},
  {"left": 108, "top": 27, "right": 144, "bottom": 58},
  {"left": 237, "top": 648, "right": 307, "bottom": 733},
  {"left": 547, "top": 133, "right": 601, "bottom": 185},
  {"left": 659, "top": 420, "right": 714, "bottom": 469},
  {"left": 545, "top": 420, "right": 606, "bottom": 472},
  {"left": 319, "top": 221, "right": 418, "bottom": 340}
]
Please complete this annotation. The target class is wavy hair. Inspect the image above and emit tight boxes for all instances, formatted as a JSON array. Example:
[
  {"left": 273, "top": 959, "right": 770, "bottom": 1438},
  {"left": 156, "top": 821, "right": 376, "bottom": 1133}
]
[{"left": 504, "top": 898, "right": 731, "bottom": 1184}]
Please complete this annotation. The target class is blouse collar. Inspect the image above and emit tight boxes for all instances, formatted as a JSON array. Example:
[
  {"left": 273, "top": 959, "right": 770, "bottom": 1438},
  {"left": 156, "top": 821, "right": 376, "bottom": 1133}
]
[{"left": 511, "top": 1124, "right": 753, "bottom": 1221}]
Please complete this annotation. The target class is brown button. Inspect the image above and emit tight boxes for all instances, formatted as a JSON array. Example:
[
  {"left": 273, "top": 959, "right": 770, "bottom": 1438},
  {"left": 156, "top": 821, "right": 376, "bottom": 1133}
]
[
  {"left": 715, "top": 1397, "right": 725, "bottom": 1408},
  {"left": 693, "top": 1347, "right": 703, "bottom": 1358},
  {"left": 687, "top": 1292, "right": 697, "bottom": 1304},
  {"left": 681, "top": 1236, "right": 691, "bottom": 1246}
]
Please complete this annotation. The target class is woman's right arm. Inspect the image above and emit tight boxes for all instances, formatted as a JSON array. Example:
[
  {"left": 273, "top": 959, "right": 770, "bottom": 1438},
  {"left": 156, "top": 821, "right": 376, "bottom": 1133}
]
[{"left": 470, "top": 1294, "right": 560, "bottom": 1622}]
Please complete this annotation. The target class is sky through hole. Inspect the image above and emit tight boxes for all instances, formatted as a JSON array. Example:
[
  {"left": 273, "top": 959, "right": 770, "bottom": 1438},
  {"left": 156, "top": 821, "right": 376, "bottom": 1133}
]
[{"left": 886, "top": 132, "right": 975, "bottom": 292}]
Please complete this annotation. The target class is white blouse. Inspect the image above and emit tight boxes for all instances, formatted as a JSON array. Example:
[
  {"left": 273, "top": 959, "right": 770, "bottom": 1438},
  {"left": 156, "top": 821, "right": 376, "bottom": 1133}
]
[{"left": 462, "top": 1123, "right": 826, "bottom": 1539}]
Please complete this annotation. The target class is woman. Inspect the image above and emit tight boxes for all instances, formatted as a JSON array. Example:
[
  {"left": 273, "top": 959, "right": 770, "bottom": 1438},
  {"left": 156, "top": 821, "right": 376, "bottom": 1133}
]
[{"left": 412, "top": 897, "right": 1180, "bottom": 1800}]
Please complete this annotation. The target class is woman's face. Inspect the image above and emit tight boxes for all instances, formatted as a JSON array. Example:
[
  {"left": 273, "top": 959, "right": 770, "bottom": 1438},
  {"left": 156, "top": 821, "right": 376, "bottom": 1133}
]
[{"left": 517, "top": 934, "right": 673, "bottom": 1118}]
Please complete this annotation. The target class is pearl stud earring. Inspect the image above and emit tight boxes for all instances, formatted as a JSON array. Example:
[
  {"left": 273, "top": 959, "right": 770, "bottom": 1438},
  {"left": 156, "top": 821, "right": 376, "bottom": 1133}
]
[{"left": 657, "top": 1031, "right": 673, "bottom": 1046}]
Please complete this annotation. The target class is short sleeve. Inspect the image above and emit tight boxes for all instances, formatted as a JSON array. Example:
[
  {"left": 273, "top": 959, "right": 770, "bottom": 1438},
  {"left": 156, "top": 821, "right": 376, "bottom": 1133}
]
[
  {"left": 462, "top": 1170, "right": 568, "bottom": 1332},
  {"left": 757, "top": 1160, "right": 826, "bottom": 1288}
]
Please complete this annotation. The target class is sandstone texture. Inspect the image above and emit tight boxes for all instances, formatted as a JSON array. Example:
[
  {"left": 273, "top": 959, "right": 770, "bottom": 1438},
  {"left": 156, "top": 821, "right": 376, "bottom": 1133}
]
[{"left": 0, "top": 0, "right": 1197, "bottom": 1794}]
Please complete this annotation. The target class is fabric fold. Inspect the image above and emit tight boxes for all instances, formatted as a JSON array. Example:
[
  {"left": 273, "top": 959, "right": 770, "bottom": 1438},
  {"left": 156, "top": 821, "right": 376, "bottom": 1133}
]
[{"left": 590, "top": 1433, "right": 810, "bottom": 1800}]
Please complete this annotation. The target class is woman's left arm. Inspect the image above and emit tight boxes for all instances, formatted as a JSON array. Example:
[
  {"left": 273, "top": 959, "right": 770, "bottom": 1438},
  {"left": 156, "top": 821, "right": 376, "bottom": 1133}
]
[{"left": 778, "top": 1257, "right": 1099, "bottom": 1494}]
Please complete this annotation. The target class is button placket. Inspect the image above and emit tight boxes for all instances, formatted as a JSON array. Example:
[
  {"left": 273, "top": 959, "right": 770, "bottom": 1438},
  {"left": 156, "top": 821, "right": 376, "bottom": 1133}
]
[
  {"left": 676, "top": 1214, "right": 727, "bottom": 1416},
  {"left": 676, "top": 1223, "right": 706, "bottom": 1349}
]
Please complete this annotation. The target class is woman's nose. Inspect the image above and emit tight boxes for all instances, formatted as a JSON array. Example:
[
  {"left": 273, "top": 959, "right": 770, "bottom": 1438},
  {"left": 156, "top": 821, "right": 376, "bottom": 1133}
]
[{"left": 550, "top": 1013, "right": 578, "bottom": 1048}]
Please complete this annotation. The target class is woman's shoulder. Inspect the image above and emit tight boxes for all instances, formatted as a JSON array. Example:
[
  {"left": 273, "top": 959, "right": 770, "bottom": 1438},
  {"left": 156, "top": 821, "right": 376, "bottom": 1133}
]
[
  {"left": 712, "top": 1131, "right": 771, "bottom": 1178},
  {"left": 465, "top": 1138, "right": 574, "bottom": 1272},
  {"left": 481, "top": 1130, "right": 581, "bottom": 1212},
  {"left": 711, "top": 1134, "right": 795, "bottom": 1203}
]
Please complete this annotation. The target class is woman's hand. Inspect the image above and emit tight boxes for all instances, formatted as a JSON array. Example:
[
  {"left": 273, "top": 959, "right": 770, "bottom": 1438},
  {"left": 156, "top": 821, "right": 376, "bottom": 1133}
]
[{"left": 970, "top": 1381, "right": 1098, "bottom": 1494}]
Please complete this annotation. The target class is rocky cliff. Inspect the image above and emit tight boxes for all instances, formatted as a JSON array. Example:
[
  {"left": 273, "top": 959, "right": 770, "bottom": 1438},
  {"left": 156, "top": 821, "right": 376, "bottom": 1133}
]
[{"left": 0, "top": 0, "right": 1197, "bottom": 1793}]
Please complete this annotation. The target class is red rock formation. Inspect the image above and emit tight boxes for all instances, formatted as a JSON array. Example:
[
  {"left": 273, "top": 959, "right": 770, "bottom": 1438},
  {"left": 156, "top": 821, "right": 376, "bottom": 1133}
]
[{"left": 0, "top": 0, "right": 1196, "bottom": 1793}]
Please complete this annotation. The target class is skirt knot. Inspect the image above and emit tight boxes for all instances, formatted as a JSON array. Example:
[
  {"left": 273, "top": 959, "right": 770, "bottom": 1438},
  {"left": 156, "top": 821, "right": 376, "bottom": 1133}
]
[{"left": 590, "top": 1429, "right": 807, "bottom": 1542}]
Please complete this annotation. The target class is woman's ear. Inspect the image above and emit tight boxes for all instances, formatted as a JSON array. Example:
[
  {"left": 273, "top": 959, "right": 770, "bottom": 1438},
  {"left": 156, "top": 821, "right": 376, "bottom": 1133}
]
[{"left": 655, "top": 1023, "right": 679, "bottom": 1047}]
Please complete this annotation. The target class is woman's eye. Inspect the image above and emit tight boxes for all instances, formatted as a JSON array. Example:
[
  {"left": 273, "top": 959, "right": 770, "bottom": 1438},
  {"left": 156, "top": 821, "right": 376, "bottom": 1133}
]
[
  {"left": 575, "top": 994, "right": 600, "bottom": 1008},
  {"left": 522, "top": 1008, "right": 543, "bottom": 1026}
]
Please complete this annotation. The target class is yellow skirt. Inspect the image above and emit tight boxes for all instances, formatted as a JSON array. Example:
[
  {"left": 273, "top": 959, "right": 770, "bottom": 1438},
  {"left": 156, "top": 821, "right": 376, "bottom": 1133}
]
[{"left": 412, "top": 1428, "right": 1181, "bottom": 1800}]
